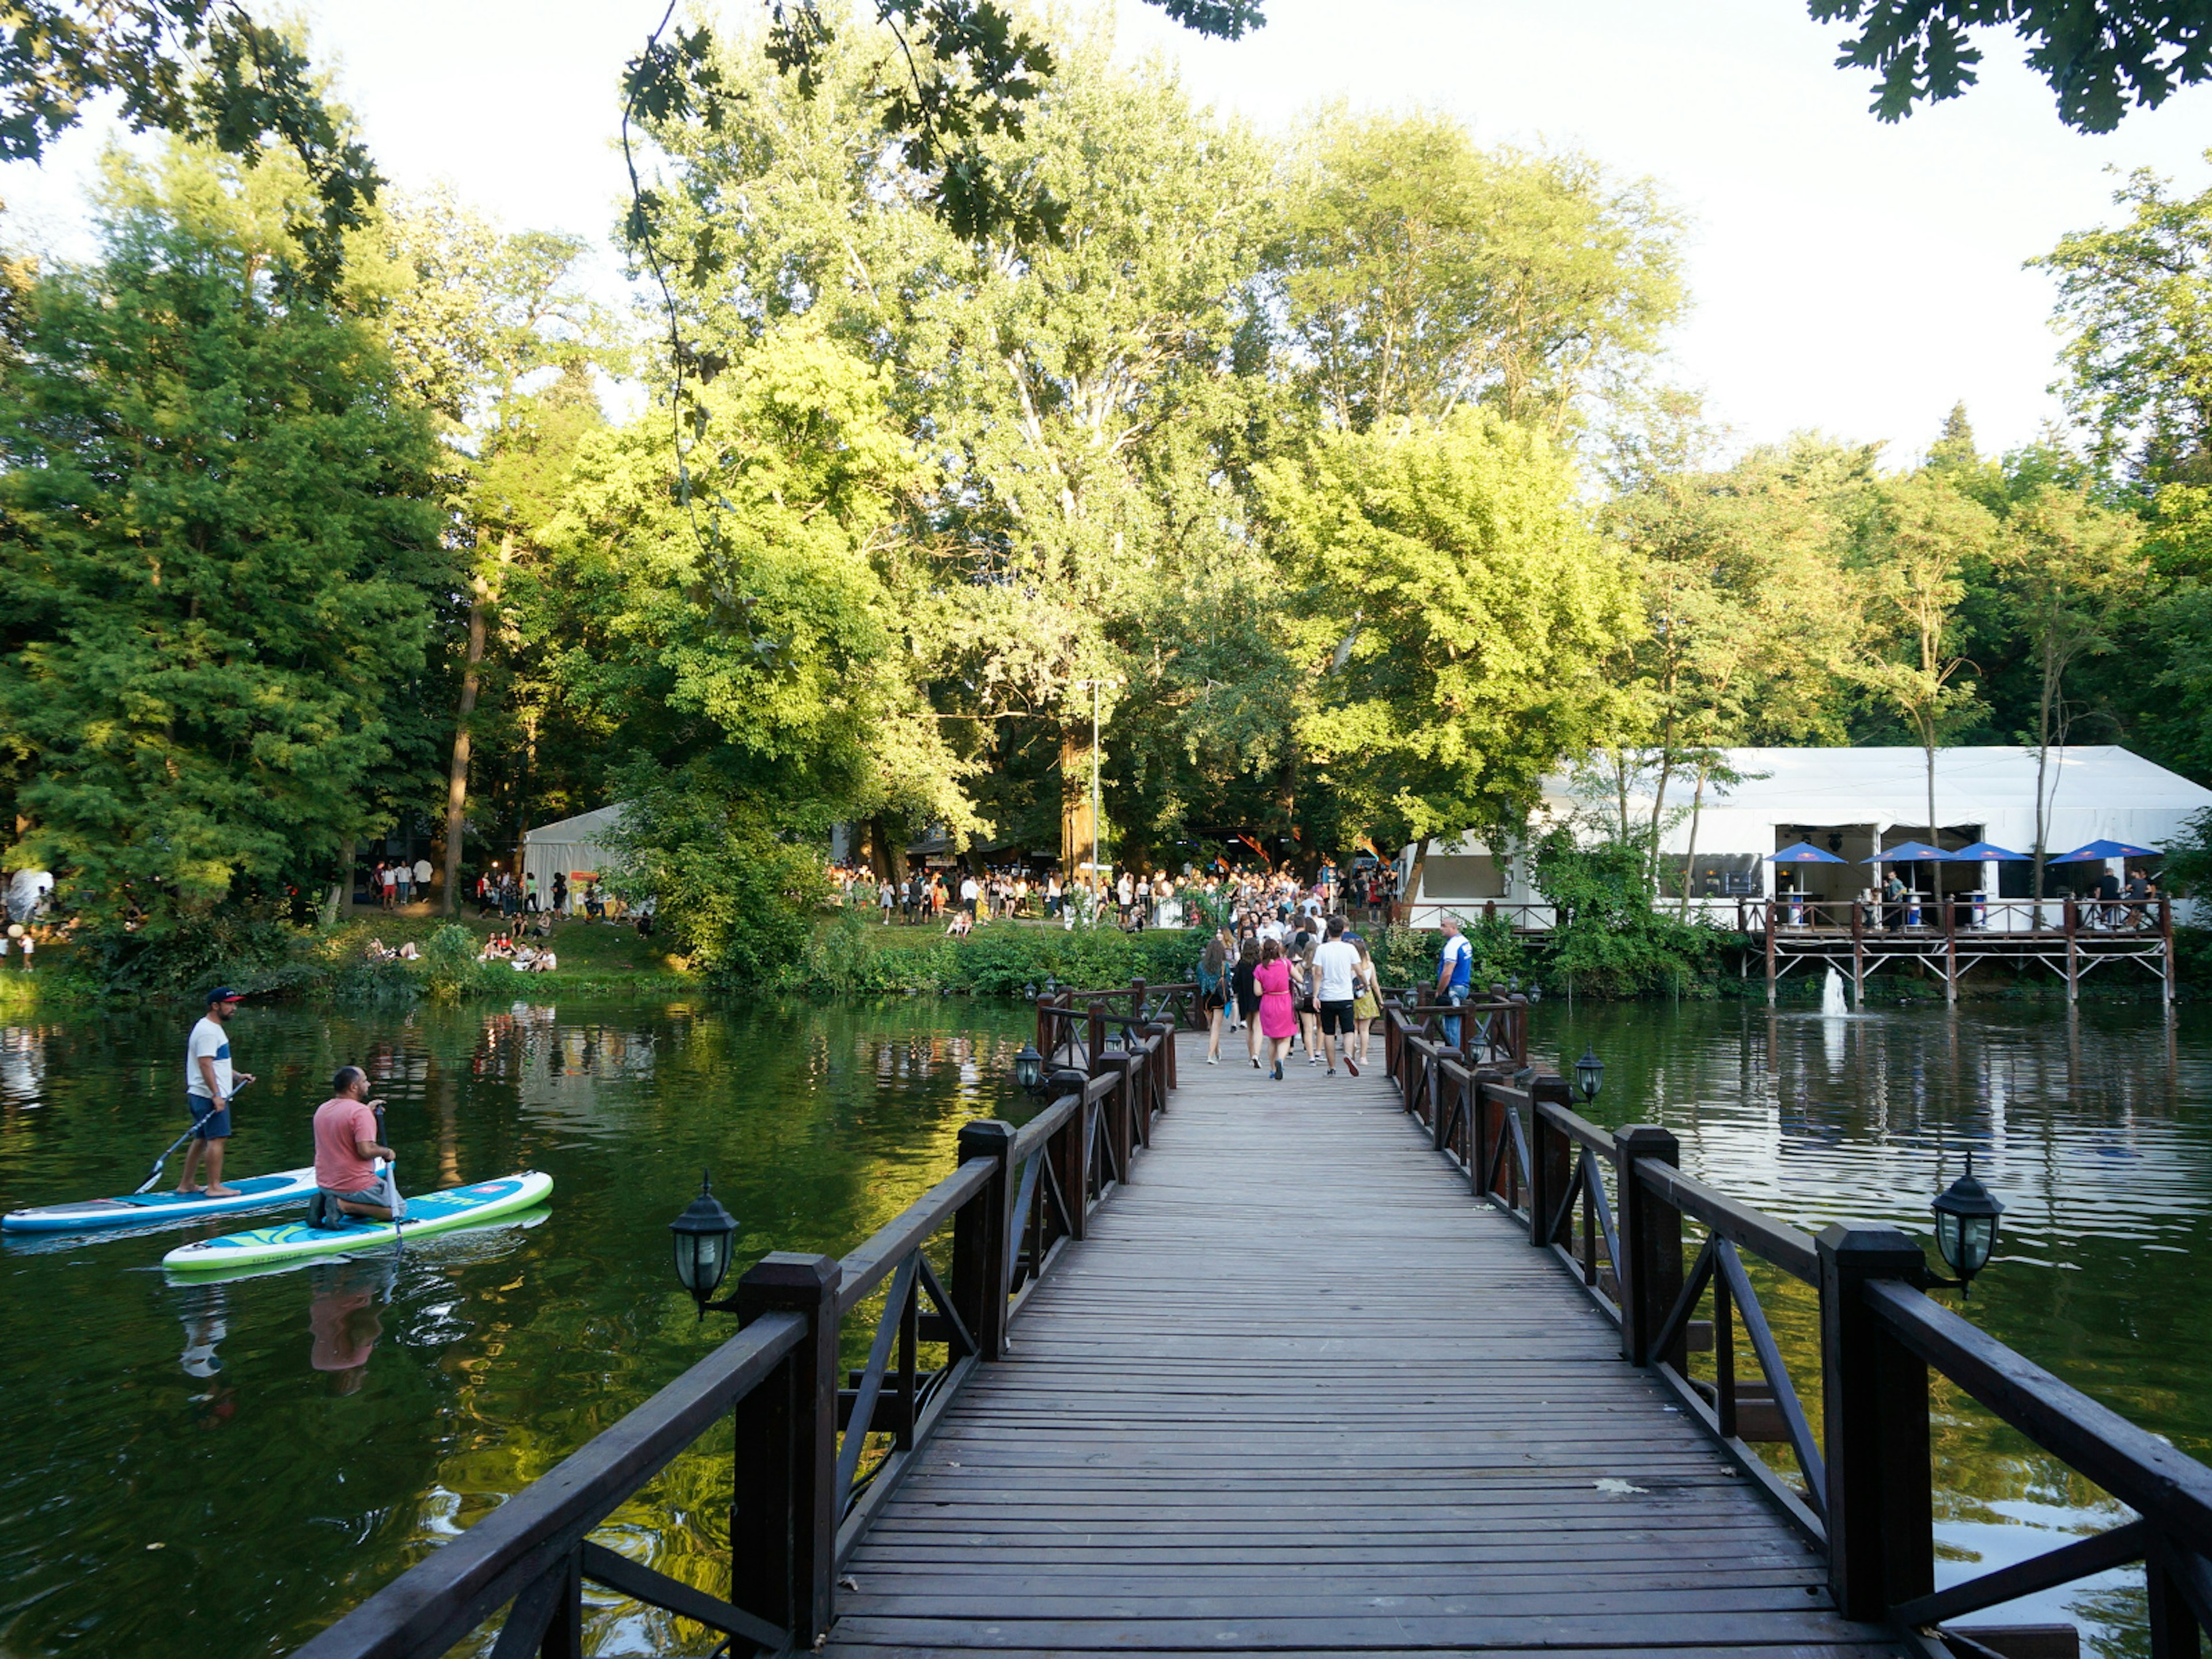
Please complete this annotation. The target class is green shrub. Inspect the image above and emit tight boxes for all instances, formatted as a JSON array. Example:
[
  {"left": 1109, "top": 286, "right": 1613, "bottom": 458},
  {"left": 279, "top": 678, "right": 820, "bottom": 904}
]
[
  {"left": 420, "top": 924, "right": 503, "bottom": 1001},
  {"left": 1530, "top": 823, "right": 1722, "bottom": 997}
]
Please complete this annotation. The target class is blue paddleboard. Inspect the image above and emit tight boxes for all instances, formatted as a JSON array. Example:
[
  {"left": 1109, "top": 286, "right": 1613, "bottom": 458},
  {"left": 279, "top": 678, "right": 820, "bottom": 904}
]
[{"left": 3, "top": 1168, "right": 319, "bottom": 1234}]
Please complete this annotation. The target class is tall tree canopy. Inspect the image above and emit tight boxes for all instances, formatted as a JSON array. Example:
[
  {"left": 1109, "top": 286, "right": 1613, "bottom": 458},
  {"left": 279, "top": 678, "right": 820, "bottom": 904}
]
[{"left": 0, "top": 147, "right": 448, "bottom": 933}]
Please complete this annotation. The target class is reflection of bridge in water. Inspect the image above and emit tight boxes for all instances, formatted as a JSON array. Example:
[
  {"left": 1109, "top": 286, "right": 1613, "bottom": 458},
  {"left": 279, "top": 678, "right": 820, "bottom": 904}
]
[{"left": 294, "top": 986, "right": 2211, "bottom": 1659}]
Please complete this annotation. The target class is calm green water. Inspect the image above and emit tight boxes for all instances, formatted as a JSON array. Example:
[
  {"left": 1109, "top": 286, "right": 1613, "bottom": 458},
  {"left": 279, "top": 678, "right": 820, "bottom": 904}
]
[
  {"left": 0, "top": 994, "right": 2203, "bottom": 1657},
  {"left": 1533, "top": 997, "right": 2212, "bottom": 1658},
  {"left": 0, "top": 995, "right": 1037, "bottom": 1658}
]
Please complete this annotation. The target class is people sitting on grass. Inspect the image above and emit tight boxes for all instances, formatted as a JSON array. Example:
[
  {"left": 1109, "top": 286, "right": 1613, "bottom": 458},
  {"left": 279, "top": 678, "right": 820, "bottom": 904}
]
[
  {"left": 945, "top": 908, "right": 974, "bottom": 938},
  {"left": 479, "top": 934, "right": 516, "bottom": 962}
]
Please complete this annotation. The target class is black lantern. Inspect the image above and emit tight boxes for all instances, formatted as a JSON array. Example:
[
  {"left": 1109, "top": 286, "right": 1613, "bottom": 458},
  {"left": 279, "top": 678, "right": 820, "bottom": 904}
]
[
  {"left": 1932, "top": 1153, "right": 2004, "bottom": 1290},
  {"left": 669, "top": 1172, "right": 737, "bottom": 1313},
  {"left": 1023, "top": 981, "right": 1038, "bottom": 1002},
  {"left": 1574, "top": 1047, "right": 1604, "bottom": 1104},
  {"left": 1013, "top": 1042, "right": 1045, "bottom": 1093}
]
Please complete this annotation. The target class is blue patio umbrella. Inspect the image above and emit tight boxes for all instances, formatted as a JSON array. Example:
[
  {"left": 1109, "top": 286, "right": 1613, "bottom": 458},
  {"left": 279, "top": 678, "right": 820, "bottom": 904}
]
[
  {"left": 1768, "top": 842, "right": 1847, "bottom": 863},
  {"left": 2047, "top": 838, "right": 2160, "bottom": 864},
  {"left": 1943, "top": 840, "right": 2031, "bottom": 862},
  {"left": 1862, "top": 840, "right": 1949, "bottom": 863}
]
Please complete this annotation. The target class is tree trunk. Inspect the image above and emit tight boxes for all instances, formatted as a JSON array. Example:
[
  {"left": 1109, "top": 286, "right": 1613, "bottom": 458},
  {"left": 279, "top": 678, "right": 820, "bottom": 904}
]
[
  {"left": 870, "top": 816, "right": 907, "bottom": 884},
  {"left": 323, "top": 836, "right": 354, "bottom": 928},
  {"left": 440, "top": 562, "right": 495, "bottom": 916},
  {"left": 1404, "top": 835, "right": 1432, "bottom": 927},
  {"left": 1678, "top": 763, "right": 1708, "bottom": 921},
  {"left": 1060, "top": 726, "right": 1096, "bottom": 892}
]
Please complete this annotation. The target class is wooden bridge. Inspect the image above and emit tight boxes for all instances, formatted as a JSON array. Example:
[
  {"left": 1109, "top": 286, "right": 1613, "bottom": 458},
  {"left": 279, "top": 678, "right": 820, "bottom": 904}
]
[{"left": 297, "top": 984, "right": 2212, "bottom": 1659}]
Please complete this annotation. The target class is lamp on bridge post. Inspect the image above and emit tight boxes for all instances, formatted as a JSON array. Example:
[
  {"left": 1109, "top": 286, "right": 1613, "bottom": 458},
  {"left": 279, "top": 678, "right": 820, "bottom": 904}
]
[
  {"left": 1930, "top": 1152, "right": 2004, "bottom": 1295},
  {"left": 1014, "top": 1043, "right": 1046, "bottom": 1093},
  {"left": 1574, "top": 1048, "right": 1604, "bottom": 1105},
  {"left": 668, "top": 1172, "right": 738, "bottom": 1317}
]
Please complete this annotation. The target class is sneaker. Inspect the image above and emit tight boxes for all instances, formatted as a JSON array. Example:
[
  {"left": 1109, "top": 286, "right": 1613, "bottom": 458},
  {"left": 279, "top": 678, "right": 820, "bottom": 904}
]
[
  {"left": 1252, "top": 1057, "right": 1262, "bottom": 1069},
  {"left": 1206, "top": 1056, "right": 1218, "bottom": 1065},
  {"left": 1272, "top": 1062, "right": 1283, "bottom": 1080},
  {"left": 1346, "top": 1058, "right": 1359, "bottom": 1077},
  {"left": 1327, "top": 1067, "right": 1336, "bottom": 1077}
]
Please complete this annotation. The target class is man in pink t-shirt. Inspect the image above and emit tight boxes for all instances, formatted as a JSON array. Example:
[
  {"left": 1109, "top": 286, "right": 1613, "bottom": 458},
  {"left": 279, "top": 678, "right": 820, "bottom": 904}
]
[{"left": 312, "top": 1067, "right": 396, "bottom": 1222}]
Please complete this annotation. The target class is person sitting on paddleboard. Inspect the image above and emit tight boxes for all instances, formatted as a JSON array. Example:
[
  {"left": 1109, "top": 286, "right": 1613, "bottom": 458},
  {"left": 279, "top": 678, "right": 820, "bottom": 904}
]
[
  {"left": 179, "top": 988, "right": 254, "bottom": 1199},
  {"left": 306, "top": 1067, "right": 396, "bottom": 1227}
]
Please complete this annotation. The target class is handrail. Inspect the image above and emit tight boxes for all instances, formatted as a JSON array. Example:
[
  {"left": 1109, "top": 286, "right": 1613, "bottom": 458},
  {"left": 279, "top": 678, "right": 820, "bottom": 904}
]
[
  {"left": 298, "top": 975, "right": 1184, "bottom": 1659},
  {"left": 1377, "top": 997, "right": 2212, "bottom": 1653},
  {"left": 291, "top": 1312, "right": 808, "bottom": 1659}
]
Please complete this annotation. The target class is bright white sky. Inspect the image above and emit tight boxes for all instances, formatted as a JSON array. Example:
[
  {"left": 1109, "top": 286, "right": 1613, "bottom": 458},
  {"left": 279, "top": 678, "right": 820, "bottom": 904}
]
[{"left": 5, "top": 0, "right": 2209, "bottom": 464}]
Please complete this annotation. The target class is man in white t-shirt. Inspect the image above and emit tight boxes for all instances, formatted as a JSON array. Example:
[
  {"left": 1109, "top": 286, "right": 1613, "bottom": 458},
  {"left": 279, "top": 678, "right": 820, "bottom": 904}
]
[
  {"left": 178, "top": 988, "right": 255, "bottom": 1197},
  {"left": 412, "top": 856, "right": 433, "bottom": 903},
  {"left": 1312, "top": 916, "right": 1365, "bottom": 1077},
  {"left": 959, "top": 874, "right": 980, "bottom": 917}
]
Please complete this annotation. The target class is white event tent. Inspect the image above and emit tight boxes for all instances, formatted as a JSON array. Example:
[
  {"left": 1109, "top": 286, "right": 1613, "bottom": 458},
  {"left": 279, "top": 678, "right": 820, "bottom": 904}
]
[
  {"left": 521, "top": 804, "right": 628, "bottom": 911},
  {"left": 1403, "top": 746, "right": 2212, "bottom": 926}
]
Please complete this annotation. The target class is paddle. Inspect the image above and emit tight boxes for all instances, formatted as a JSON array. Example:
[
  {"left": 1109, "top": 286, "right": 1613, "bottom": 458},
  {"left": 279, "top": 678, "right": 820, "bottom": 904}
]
[{"left": 135, "top": 1077, "right": 255, "bottom": 1195}]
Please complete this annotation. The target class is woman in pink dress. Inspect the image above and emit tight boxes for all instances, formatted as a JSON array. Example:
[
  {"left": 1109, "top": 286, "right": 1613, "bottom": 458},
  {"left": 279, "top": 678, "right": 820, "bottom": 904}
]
[{"left": 1254, "top": 937, "right": 1297, "bottom": 1081}]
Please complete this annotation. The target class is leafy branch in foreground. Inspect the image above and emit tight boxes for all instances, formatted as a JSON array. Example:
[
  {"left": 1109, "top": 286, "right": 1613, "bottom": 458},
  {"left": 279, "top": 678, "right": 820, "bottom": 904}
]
[
  {"left": 0, "top": 0, "right": 378, "bottom": 292},
  {"left": 1809, "top": 0, "right": 2212, "bottom": 132}
]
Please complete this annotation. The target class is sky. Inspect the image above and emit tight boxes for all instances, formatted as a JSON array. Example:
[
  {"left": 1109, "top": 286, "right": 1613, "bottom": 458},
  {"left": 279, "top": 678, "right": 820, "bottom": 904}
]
[{"left": 4, "top": 0, "right": 2209, "bottom": 464}]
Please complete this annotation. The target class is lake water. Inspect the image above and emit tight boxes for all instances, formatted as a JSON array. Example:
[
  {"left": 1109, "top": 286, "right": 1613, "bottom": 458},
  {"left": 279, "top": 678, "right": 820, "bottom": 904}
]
[{"left": 0, "top": 992, "right": 2203, "bottom": 1658}]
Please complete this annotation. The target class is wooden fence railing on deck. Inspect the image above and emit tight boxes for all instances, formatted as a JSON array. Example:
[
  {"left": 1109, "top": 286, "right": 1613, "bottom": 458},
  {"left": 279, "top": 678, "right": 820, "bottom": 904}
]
[
  {"left": 1382, "top": 1002, "right": 2212, "bottom": 1659},
  {"left": 293, "top": 979, "right": 1189, "bottom": 1659}
]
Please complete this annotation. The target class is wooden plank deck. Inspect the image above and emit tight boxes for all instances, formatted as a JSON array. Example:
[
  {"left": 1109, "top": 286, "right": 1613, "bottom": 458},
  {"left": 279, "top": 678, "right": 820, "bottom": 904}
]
[{"left": 829, "top": 1032, "right": 1906, "bottom": 1658}]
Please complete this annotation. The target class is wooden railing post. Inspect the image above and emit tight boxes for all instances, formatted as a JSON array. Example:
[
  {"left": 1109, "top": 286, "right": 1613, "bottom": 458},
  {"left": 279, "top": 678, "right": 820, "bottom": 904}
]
[
  {"left": 1434, "top": 1060, "right": 1457, "bottom": 1153},
  {"left": 1615, "top": 1126, "right": 1682, "bottom": 1368},
  {"left": 951, "top": 1120, "right": 1015, "bottom": 1361},
  {"left": 1527, "top": 1075, "right": 1572, "bottom": 1221},
  {"left": 730, "top": 1251, "right": 842, "bottom": 1646},
  {"left": 1086, "top": 1001, "right": 1105, "bottom": 1070},
  {"left": 1048, "top": 1073, "right": 1090, "bottom": 1242},
  {"left": 1508, "top": 993, "right": 1530, "bottom": 1064},
  {"left": 1816, "top": 1225, "right": 1931, "bottom": 1624}
]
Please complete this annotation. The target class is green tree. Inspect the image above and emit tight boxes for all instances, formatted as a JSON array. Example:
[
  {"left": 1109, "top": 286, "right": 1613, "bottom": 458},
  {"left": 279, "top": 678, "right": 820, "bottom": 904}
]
[
  {"left": 1850, "top": 471, "right": 1998, "bottom": 840},
  {"left": 0, "top": 147, "right": 448, "bottom": 943},
  {"left": 1274, "top": 111, "right": 1684, "bottom": 436},
  {"left": 1257, "top": 409, "right": 1639, "bottom": 903},
  {"left": 1995, "top": 486, "right": 2146, "bottom": 894}
]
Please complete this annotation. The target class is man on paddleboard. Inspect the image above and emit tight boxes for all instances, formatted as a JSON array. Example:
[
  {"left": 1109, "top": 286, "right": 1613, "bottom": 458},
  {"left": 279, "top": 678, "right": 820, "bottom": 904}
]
[
  {"left": 179, "top": 988, "right": 254, "bottom": 1198},
  {"left": 309, "top": 1067, "right": 397, "bottom": 1225}
]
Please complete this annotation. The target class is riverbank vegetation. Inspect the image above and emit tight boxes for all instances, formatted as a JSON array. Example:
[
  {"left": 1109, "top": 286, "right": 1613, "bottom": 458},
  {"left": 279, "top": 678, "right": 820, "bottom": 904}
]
[{"left": 4, "top": 9, "right": 2212, "bottom": 996}]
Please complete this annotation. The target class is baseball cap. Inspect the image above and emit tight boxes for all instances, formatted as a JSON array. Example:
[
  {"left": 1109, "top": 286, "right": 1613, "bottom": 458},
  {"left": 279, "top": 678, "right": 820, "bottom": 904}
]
[{"left": 207, "top": 986, "right": 243, "bottom": 1005}]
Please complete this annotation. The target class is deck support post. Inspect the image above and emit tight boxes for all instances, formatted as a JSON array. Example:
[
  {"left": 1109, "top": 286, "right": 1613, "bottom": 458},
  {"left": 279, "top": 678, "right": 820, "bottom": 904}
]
[
  {"left": 1764, "top": 902, "right": 1777, "bottom": 1007},
  {"left": 1816, "top": 1225, "right": 1931, "bottom": 1624},
  {"left": 1851, "top": 900, "right": 1865, "bottom": 1009},
  {"left": 2064, "top": 897, "right": 2080, "bottom": 1005},
  {"left": 1529, "top": 1090, "right": 1570, "bottom": 1249},
  {"left": 952, "top": 1120, "right": 1016, "bottom": 1361},
  {"left": 2161, "top": 896, "right": 2176, "bottom": 1007},
  {"left": 730, "top": 1251, "right": 842, "bottom": 1647},
  {"left": 1615, "top": 1125, "right": 1683, "bottom": 1369},
  {"left": 1943, "top": 893, "right": 1957, "bottom": 1003}
]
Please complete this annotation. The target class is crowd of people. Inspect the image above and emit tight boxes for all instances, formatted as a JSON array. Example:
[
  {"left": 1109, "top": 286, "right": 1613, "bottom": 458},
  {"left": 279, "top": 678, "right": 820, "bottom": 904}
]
[
  {"left": 829, "top": 854, "right": 1403, "bottom": 936},
  {"left": 1194, "top": 902, "right": 1387, "bottom": 1082}
]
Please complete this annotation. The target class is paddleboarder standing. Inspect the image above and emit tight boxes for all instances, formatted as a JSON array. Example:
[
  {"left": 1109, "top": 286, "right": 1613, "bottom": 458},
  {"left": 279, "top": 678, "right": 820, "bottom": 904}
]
[
  {"left": 310, "top": 1067, "right": 396, "bottom": 1224},
  {"left": 179, "top": 988, "right": 253, "bottom": 1199}
]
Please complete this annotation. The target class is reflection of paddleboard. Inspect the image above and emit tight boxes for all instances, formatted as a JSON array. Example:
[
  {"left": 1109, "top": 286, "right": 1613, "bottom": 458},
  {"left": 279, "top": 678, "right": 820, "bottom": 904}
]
[
  {"left": 161, "top": 1173, "right": 553, "bottom": 1271},
  {"left": 3, "top": 1168, "right": 317, "bottom": 1233}
]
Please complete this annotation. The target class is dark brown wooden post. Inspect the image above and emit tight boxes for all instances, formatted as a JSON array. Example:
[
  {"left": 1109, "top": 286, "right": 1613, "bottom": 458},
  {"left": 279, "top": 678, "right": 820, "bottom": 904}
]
[
  {"left": 1086, "top": 1000, "right": 1105, "bottom": 1070},
  {"left": 1529, "top": 1090, "right": 1570, "bottom": 1248},
  {"left": 1526, "top": 1074, "right": 1571, "bottom": 1215},
  {"left": 2146, "top": 1554, "right": 2203, "bottom": 1658},
  {"left": 950, "top": 1120, "right": 1014, "bottom": 1361},
  {"left": 1615, "top": 1126, "right": 1683, "bottom": 1369},
  {"left": 1131, "top": 977, "right": 1147, "bottom": 1026},
  {"left": 1155, "top": 1018, "right": 1177, "bottom": 1093},
  {"left": 1434, "top": 1060, "right": 1456, "bottom": 1154},
  {"left": 1050, "top": 1075, "right": 1089, "bottom": 1243},
  {"left": 730, "top": 1251, "right": 842, "bottom": 1646},
  {"left": 1816, "top": 1224, "right": 1931, "bottom": 1624}
]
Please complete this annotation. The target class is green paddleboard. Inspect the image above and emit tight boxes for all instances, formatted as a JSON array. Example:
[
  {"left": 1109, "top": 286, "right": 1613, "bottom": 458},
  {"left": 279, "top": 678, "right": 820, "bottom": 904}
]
[{"left": 161, "top": 1172, "right": 552, "bottom": 1271}]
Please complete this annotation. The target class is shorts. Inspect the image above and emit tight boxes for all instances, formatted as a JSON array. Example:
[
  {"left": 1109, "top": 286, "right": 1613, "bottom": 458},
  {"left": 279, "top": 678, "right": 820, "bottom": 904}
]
[
  {"left": 322, "top": 1186, "right": 385, "bottom": 1207},
  {"left": 187, "top": 1095, "right": 232, "bottom": 1139},
  {"left": 1319, "top": 999, "right": 1357, "bottom": 1035}
]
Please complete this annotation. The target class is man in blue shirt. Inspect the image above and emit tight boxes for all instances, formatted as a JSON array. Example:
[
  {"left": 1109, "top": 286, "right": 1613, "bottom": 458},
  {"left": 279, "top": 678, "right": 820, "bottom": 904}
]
[{"left": 1435, "top": 918, "right": 1473, "bottom": 1047}]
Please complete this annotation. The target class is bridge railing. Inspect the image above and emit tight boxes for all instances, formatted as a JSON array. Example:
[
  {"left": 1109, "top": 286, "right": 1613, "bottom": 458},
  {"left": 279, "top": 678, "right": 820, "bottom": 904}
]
[
  {"left": 1381, "top": 1003, "right": 2212, "bottom": 1656},
  {"left": 295, "top": 980, "right": 1184, "bottom": 1659}
]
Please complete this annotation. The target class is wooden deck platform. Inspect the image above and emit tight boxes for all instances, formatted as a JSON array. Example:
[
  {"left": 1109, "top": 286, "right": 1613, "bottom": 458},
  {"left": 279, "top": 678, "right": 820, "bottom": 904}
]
[{"left": 829, "top": 1032, "right": 1908, "bottom": 1658}]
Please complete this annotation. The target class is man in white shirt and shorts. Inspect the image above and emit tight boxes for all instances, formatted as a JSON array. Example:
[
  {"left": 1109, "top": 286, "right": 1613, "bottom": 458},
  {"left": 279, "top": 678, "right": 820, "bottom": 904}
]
[
  {"left": 1312, "top": 916, "right": 1364, "bottom": 1078},
  {"left": 179, "top": 987, "right": 255, "bottom": 1197}
]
